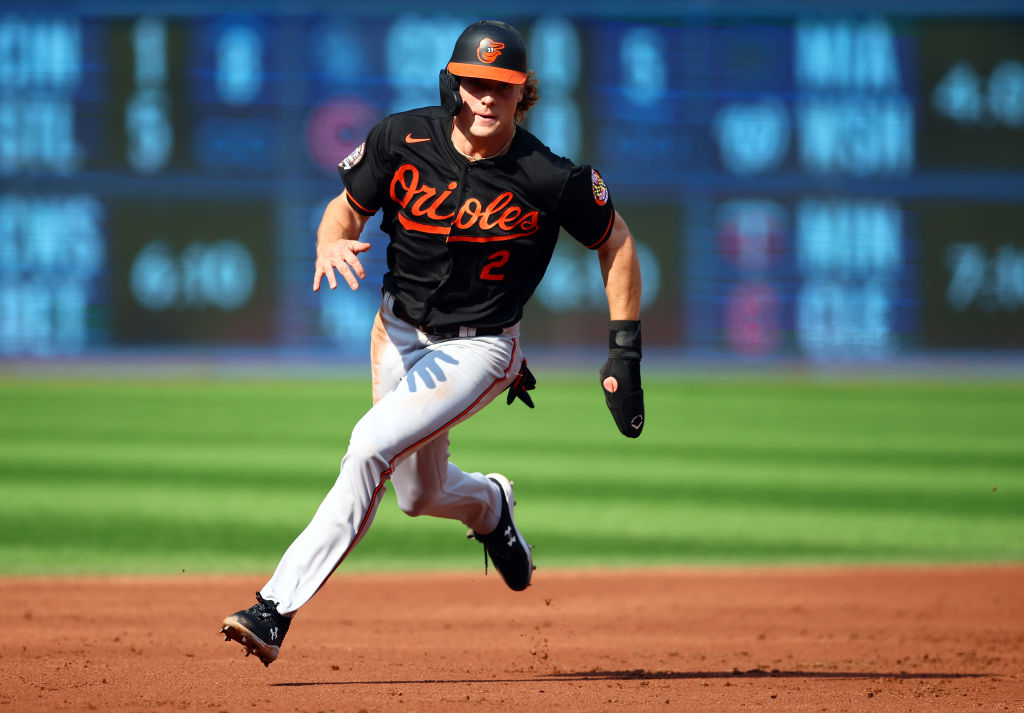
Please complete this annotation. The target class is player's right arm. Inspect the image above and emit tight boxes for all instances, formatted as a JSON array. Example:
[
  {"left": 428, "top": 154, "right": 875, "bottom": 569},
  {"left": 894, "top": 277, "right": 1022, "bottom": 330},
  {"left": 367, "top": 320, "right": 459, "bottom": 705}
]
[{"left": 314, "top": 190, "right": 373, "bottom": 291}]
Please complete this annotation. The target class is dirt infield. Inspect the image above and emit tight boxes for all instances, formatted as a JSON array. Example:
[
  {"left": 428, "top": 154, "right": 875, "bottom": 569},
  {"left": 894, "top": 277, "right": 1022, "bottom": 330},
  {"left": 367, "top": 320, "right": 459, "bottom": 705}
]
[{"left": 4, "top": 566, "right": 1023, "bottom": 712}]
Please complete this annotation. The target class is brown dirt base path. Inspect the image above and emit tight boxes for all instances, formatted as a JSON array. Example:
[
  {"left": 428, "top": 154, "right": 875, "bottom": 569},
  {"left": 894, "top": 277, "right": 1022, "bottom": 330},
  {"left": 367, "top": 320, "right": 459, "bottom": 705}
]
[{"left": 4, "top": 566, "right": 1023, "bottom": 713}]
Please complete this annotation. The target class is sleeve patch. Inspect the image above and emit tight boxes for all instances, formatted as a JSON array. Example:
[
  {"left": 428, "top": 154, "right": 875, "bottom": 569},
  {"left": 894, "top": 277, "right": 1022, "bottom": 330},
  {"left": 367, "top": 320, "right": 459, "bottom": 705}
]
[
  {"left": 591, "top": 169, "right": 609, "bottom": 206},
  {"left": 339, "top": 142, "right": 366, "bottom": 171}
]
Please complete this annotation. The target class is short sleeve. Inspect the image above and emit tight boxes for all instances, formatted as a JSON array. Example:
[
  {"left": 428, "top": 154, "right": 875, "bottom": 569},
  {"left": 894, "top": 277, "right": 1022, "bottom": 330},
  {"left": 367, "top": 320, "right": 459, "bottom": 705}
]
[
  {"left": 554, "top": 165, "right": 616, "bottom": 250},
  {"left": 338, "top": 117, "right": 393, "bottom": 216}
]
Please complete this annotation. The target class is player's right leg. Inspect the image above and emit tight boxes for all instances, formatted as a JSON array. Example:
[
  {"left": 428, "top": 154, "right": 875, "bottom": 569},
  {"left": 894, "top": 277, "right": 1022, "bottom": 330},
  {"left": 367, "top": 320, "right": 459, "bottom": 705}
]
[
  {"left": 222, "top": 305, "right": 402, "bottom": 664},
  {"left": 220, "top": 593, "right": 291, "bottom": 667}
]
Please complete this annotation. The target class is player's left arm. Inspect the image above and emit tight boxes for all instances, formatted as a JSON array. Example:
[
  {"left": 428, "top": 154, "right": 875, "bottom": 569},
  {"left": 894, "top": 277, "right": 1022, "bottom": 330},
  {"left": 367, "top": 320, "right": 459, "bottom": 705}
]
[
  {"left": 597, "top": 211, "right": 642, "bottom": 321},
  {"left": 596, "top": 211, "right": 645, "bottom": 438}
]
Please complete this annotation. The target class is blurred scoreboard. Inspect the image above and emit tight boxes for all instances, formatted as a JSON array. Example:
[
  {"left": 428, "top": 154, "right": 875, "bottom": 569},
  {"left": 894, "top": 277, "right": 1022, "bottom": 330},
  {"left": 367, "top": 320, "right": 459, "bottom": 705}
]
[{"left": 1, "top": 6, "right": 1022, "bottom": 360}]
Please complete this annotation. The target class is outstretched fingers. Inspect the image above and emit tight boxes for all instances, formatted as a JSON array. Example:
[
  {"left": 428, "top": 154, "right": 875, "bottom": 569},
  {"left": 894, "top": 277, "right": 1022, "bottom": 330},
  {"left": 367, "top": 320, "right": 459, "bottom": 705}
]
[{"left": 313, "top": 241, "right": 371, "bottom": 291}]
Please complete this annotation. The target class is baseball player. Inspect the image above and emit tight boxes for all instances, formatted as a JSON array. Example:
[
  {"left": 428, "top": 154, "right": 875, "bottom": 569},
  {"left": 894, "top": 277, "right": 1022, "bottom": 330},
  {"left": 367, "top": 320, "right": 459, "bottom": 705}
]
[{"left": 220, "top": 19, "right": 644, "bottom": 667}]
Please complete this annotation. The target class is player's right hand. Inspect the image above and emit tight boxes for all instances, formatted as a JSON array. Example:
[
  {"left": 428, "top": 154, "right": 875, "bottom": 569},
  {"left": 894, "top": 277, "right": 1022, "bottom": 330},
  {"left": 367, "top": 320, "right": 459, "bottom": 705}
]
[{"left": 313, "top": 239, "right": 372, "bottom": 291}]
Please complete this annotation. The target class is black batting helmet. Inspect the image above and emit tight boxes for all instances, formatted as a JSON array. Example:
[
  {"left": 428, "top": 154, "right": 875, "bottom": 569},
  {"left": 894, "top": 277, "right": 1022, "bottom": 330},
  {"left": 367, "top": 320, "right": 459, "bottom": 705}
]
[{"left": 446, "top": 20, "right": 528, "bottom": 85}]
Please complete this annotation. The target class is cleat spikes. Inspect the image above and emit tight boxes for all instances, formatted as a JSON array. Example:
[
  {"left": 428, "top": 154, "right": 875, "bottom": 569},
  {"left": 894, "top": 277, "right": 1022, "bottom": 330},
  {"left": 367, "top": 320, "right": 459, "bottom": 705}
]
[{"left": 220, "top": 595, "right": 290, "bottom": 667}]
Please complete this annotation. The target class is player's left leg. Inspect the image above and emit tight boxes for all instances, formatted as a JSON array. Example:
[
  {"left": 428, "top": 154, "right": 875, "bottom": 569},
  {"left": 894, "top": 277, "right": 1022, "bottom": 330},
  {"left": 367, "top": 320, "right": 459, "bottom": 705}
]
[
  {"left": 375, "top": 299, "right": 532, "bottom": 588},
  {"left": 389, "top": 412, "right": 533, "bottom": 591},
  {"left": 372, "top": 300, "right": 508, "bottom": 534},
  {"left": 391, "top": 434, "right": 500, "bottom": 533}
]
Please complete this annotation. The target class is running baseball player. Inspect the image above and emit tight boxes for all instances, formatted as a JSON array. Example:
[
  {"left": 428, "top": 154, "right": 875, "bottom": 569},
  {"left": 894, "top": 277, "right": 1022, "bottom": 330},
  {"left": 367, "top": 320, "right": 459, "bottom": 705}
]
[{"left": 220, "top": 19, "right": 644, "bottom": 667}]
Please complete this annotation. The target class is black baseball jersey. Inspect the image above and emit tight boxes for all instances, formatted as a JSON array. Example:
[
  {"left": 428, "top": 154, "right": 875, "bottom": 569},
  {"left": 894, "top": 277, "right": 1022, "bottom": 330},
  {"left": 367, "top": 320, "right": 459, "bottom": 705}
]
[{"left": 338, "top": 105, "right": 616, "bottom": 332}]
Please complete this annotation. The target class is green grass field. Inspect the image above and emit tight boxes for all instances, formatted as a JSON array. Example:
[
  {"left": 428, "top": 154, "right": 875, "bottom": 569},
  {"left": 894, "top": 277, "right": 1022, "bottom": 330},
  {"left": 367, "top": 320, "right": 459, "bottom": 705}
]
[{"left": 1, "top": 370, "right": 1022, "bottom": 575}]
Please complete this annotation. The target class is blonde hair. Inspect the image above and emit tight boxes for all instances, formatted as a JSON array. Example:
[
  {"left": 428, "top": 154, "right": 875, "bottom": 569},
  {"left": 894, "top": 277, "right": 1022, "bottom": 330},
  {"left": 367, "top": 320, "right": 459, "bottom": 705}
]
[{"left": 515, "top": 71, "right": 539, "bottom": 124}]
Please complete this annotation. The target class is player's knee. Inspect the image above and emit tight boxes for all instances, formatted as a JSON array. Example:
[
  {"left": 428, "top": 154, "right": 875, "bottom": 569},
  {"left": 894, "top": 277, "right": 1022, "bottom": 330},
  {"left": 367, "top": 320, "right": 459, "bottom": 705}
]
[
  {"left": 396, "top": 490, "right": 436, "bottom": 518},
  {"left": 345, "top": 423, "right": 389, "bottom": 470}
]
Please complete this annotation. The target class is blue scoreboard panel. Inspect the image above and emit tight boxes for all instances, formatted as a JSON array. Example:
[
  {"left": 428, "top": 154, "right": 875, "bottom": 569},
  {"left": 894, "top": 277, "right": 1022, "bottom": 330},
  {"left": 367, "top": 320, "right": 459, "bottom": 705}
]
[{"left": 1, "top": 7, "right": 1021, "bottom": 360}]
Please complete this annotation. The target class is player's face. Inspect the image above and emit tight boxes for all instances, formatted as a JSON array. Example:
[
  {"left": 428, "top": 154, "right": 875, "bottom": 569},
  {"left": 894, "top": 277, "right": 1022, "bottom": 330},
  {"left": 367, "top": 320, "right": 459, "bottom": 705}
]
[{"left": 456, "top": 76, "right": 524, "bottom": 141}]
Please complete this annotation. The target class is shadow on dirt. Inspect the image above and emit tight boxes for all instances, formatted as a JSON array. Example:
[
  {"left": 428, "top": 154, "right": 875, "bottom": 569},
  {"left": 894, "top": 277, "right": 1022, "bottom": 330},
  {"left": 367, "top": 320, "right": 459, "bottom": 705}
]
[
  {"left": 272, "top": 668, "right": 990, "bottom": 686},
  {"left": 542, "top": 668, "right": 989, "bottom": 681}
]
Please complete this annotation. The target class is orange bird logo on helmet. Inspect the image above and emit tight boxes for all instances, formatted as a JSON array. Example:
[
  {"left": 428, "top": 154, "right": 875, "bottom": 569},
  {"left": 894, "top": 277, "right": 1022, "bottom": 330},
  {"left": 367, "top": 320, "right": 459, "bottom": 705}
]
[{"left": 476, "top": 37, "right": 505, "bottom": 64}]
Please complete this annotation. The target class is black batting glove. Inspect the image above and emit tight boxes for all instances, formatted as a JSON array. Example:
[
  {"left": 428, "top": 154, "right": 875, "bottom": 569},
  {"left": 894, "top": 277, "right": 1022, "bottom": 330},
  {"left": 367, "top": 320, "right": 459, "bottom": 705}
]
[
  {"left": 506, "top": 360, "right": 536, "bottom": 408},
  {"left": 599, "top": 320, "right": 644, "bottom": 438}
]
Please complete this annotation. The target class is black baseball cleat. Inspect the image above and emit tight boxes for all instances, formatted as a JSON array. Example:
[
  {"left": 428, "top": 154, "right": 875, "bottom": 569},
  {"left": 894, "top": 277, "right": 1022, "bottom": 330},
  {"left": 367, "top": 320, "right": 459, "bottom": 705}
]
[
  {"left": 470, "top": 474, "right": 533, "bottom": 591},
  {"left": 220, "top": 593, "right": 291, "bottom": 667}
]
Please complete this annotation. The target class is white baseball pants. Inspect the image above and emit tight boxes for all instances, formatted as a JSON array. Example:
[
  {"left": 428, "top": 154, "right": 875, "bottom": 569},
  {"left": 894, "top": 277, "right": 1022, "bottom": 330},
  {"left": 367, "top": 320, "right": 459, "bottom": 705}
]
[{"left": 260, "top": 293, "right": 523, "bottom": 614}]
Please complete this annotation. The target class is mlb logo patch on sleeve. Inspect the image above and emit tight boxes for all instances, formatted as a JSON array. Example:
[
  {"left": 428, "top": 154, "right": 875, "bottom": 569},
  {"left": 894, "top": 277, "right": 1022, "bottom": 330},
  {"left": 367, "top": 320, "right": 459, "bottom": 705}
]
[
  {"left": 340, "top": 143, "right": 366, "bottom": 171},
  {"left": 592, "top": 169, "right": 609, "bottom": 206}
]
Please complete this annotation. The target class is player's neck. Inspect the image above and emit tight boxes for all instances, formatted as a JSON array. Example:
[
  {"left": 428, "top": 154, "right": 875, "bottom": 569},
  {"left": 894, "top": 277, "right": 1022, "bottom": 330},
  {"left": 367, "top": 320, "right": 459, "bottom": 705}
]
[{"left": 451, "top": 120, "right": 516, "bottom": 162}]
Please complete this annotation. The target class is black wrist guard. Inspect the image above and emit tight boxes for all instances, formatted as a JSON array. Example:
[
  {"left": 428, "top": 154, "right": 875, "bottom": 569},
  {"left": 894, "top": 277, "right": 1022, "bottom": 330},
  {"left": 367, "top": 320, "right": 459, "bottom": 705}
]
[{"left": 599, "top": 320, "right": 644, "bottom": 438}]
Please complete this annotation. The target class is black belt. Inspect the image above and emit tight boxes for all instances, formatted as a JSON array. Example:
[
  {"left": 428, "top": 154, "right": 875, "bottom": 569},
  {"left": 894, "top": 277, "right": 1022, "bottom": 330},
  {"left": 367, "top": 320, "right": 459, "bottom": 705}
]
[{"left": 391, "top": 297, "right": 503, "bottom": 338}]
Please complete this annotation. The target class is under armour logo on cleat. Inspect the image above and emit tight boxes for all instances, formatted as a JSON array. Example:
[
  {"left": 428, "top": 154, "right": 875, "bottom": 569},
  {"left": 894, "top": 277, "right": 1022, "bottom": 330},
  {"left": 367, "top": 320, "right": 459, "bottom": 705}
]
[
  {"left": 269, "top": 627, "right": 279, "bottom": 641},
  {"left": 505, "top": 526, "right": 516, "bottom": 547}
]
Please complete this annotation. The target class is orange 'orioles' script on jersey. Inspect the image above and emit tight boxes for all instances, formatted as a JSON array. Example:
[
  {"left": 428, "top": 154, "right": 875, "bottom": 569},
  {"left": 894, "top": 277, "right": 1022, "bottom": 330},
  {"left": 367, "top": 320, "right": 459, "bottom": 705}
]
[
  {"left": 340, "top": 106, "right": 615, "bottom": 333},
  {"left": 389, "top": 163, "right": 540, "bottom": 241}
]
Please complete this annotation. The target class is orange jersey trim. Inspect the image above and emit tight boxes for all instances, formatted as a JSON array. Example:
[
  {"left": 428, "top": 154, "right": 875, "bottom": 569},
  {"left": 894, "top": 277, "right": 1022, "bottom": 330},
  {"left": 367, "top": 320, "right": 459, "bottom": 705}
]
[
  {"left": 345, "top": 190, "right": 376, "bottom": 216},
  {"left": 584, "top": 210, "right": 615, "bottom": 250}
]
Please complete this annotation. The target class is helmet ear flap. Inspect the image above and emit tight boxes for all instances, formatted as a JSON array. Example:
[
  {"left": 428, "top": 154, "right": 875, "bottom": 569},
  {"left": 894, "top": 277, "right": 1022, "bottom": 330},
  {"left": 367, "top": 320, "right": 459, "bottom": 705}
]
[{"left": 439, "top": 70, "right": 463, "bottom": 116}]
